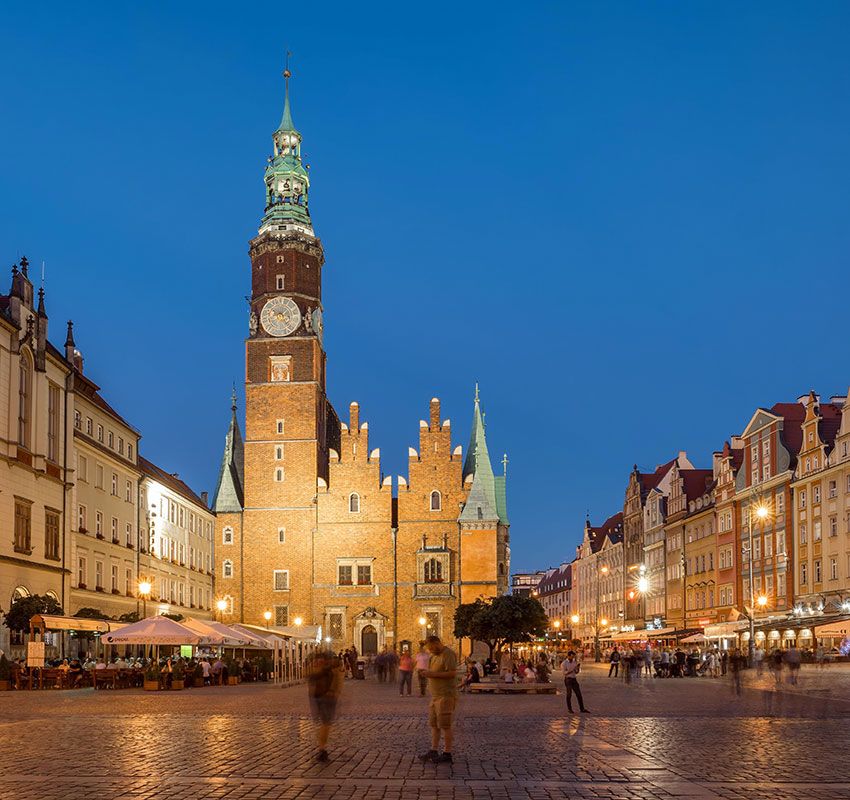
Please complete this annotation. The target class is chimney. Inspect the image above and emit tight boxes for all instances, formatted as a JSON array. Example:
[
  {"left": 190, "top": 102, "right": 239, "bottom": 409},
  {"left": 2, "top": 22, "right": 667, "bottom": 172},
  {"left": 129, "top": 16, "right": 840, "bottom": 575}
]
[{"left": 201, "top": 491, "right": 209, "bottom": 506}]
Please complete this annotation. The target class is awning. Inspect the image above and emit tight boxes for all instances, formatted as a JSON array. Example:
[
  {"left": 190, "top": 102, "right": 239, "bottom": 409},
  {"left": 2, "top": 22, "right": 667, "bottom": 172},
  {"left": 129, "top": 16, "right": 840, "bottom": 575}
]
[
  {"left": 646, "top": 627, "right": 677, "bottom": 638},
  {"left": 30, "top": 614, "right": 123, "bottom": 634},
  {"left": 680, "top": 633, "right": 707, "bottom": 644},
  {"left": 610, "top": 630, "right": 649, "bottom": 641},
  {"left": 704, "top": 620, "right": 748, "bottom": 638},
  {"left": 815, "top": 620, "right": 850, "bottom": 637},
  {"left": 182, "top": 617, "right": 248, "bottom": 646}
]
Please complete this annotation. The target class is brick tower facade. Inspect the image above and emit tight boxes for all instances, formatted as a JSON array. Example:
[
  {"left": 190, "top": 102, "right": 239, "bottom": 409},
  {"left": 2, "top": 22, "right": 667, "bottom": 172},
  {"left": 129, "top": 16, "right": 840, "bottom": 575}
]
[{"left": 213, "top": 69, "right": 509, "bottom": 654}]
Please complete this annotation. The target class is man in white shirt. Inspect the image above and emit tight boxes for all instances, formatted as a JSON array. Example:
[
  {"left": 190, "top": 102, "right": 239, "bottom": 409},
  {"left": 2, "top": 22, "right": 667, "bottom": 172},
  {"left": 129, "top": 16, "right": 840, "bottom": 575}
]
[{"left": 560, "top": 651, "right": 589, "bottom": 714}]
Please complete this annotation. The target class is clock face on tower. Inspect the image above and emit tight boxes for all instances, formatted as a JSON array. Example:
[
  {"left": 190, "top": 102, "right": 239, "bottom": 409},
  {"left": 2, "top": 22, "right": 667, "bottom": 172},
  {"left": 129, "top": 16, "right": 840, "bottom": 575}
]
[{"left": 260, "top": 296, "right": 302, "bottom": 337}]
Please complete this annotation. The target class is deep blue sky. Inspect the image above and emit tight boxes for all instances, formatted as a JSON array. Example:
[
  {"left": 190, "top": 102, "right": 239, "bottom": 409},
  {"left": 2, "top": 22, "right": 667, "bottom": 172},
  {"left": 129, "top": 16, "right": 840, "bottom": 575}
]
[{"left": 3, "top": 2, "right": 849, "bottom": 572}]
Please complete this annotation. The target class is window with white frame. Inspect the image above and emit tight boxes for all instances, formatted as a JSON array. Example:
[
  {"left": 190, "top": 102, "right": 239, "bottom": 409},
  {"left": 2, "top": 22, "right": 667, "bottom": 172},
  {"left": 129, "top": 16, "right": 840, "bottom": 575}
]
[
  {"left": 273, "top": 570, "right": 289, "bottom": 591},
  {"left": 223, "top": 559, "right": 233, "bottom": 579},
  {"left": 275, "top": 445, "right": 283, "bottom": 460},
  {"left": 276, "top": 420, "right": 284, "bottom": 434},
  {"left": 275, "top": 468, "right": 284, "bottom": 482},
  {"left": 223, "top": 526, "right": 234, "bottom": 545},
  {"left": 278, "top": 527, "right": 286, "bottom": 543},
  {"left": 78, "top": 505, "right": 87, "bottom": 532}
]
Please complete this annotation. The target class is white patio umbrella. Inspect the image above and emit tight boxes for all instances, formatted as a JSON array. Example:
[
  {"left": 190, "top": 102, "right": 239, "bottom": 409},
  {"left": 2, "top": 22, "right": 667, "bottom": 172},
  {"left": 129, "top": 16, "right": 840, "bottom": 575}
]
[
  {"left": 100, "top": 615, "right": 212, "bottom": 645},
  {"left": 182, "top": 617, "right": 248, "bottom": 647},
  {"left": 680, "top": 633, "right": 707, "bottom": 644}
]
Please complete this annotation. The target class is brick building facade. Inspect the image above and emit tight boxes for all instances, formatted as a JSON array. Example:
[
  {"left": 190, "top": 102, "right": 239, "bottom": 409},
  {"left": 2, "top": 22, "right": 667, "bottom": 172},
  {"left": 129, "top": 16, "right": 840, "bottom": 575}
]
[{"left": 212, "top": 71, "right": 509, "bottom": 655}]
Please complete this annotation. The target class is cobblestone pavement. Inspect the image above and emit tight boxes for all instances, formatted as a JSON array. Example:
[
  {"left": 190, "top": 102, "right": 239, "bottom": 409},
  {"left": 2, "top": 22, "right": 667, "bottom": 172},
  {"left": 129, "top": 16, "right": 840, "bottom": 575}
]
[{"left": 1, "top": 662, "right": 849, "bottom": 800}]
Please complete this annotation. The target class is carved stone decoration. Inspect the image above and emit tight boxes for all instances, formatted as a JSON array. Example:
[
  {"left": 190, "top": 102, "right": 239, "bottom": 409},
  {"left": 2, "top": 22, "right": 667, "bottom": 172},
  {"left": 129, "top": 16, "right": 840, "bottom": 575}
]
[
  {"left": 249, "top": 311, "right": 258, "bottom": 336},
  {"left": 269, "top": 355, "right": 292, "bottom": 383}
]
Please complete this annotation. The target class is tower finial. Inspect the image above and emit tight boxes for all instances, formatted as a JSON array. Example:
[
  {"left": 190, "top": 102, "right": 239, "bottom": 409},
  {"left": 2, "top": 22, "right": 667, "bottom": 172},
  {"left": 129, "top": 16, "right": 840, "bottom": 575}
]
[
  {"left": 279, "top": 51, "right": 296, "bottom": 132},
  {"left": 502, "top": 452, "right": 509, "bottom": 476},
  {"left": 231, "top": 383, "right": 238, "bottom": 413},
  {"left": 65, "top": 320, "right": 75, "bottom": 347},
  {"left": 474, "top": 382, "right": 480, "bottom": 405}
]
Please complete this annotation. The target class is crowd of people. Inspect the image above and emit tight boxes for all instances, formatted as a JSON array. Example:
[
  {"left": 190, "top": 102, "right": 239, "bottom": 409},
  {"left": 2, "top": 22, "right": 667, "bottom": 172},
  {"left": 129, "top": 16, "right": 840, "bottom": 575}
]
[{"left": 6, "top": 652, "right": 271, "bottom": 689}]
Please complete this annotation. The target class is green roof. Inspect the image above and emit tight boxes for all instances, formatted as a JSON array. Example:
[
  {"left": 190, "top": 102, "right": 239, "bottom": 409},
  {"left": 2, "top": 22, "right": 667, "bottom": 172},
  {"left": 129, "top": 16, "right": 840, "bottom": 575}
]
[{"left": 459, "top": 385, "right": 502, "bottom": 524}]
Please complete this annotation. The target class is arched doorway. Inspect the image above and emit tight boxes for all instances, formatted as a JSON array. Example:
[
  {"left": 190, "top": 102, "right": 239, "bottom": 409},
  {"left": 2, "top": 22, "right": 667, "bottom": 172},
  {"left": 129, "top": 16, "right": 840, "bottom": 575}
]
[{"left": 361, "top": 624, "right": 378, "bottom": 655}]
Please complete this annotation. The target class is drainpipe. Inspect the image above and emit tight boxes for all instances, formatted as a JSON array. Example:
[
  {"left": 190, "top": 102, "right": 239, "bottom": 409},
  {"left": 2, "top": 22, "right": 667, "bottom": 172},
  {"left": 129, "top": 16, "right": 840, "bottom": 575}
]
[{"left": 392, "top": 527, "right": 398, "bottom": 650}]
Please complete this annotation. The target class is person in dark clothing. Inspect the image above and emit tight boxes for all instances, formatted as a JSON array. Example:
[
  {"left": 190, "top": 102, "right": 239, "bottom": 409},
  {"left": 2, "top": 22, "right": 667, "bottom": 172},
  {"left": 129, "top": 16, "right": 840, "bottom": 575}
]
[
  {"left": 307, "top": 650, "right": 343, "bottom": 763},
  {"left": 561, "top": 651, "right": 589, "bottom": 713},
  {"left": 608, "top": 647, "right": 620, "bottom": 677},
  {"left": 729, "top": 648, "right": 747, "bottom": 696}
]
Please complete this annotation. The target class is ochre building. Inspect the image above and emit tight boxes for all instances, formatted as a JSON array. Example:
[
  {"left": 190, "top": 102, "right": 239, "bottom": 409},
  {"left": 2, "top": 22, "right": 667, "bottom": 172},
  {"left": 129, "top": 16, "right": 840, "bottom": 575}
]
[{"left": 212, "top": 72, "right": 510, "bottom": 655}]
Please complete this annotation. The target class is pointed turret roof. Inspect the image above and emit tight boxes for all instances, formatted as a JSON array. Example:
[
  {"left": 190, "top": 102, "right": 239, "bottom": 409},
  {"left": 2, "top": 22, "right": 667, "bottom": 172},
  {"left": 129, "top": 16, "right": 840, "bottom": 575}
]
[
  {"left": 277, "top": 68, "right": 297, "bottom": 133},
  {"left": 460, "top": 385, "right": 504, "bottom": 525},
  {"left": 211, "top": 389, "right": 244, "bottom": 513}
]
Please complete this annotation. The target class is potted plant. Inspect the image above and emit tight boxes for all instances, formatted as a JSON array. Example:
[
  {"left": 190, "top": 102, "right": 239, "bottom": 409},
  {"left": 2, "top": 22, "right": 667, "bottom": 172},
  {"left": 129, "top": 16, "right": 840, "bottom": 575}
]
[
  {"left": 143, "top": 662, "right": 160, "bottom": 691},
  {"left": 0, "top": 654, "right": 11, "bottom": 691},
  {"left": 225, "top": 657, "right": 239, "bottom": 685},
  {"left": 171, "top": 660, "right": 185, "bottom": 690}
]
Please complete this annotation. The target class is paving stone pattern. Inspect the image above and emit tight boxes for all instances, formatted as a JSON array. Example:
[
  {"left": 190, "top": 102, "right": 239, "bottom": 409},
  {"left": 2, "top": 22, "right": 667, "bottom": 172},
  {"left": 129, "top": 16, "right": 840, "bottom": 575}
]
[{"left": 1, "top": 663, "right": 849, "bottom": 800}]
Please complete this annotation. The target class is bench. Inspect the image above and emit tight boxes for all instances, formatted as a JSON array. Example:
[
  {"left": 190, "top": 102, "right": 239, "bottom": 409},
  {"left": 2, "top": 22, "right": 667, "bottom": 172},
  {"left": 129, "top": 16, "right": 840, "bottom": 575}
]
[{"left": 468, "top": 682, "right": 557, "bottom": 694}]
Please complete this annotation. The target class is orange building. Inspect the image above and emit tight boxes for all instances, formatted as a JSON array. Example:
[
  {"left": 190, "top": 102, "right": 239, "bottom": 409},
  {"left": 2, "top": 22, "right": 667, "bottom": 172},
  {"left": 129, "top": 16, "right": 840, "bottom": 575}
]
[{"left": 211, "top": 71, "right": 509, "bottom": 655}]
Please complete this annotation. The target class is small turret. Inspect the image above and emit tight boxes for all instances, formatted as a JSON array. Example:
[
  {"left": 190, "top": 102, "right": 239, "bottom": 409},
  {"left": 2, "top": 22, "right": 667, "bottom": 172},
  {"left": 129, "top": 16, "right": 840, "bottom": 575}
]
[{"left": 64, "top": 320, "right": 76, "bottom": 362}]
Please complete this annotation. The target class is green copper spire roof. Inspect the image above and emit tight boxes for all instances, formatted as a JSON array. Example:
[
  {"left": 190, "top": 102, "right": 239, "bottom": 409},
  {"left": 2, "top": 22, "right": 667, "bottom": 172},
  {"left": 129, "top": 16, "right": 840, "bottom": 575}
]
[
  {"left": 211, "top": 388, "right": 244, "bottom": 513},
  {"left": 259, "top": 63, "right": 313, "bottom": 236},
  {"left": 460, "top": 384, "right": 503, "bottom": 525},
  {"left": 277, "top": 68, "right": 297, "bottom": 133}
]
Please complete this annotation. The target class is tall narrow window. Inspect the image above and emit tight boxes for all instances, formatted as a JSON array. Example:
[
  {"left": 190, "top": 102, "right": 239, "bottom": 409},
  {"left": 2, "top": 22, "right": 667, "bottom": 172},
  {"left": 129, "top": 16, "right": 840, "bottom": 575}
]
[
  {"left": 430, "top": 491, "right": 441, "bottom": 511},
  {"left": 47, "top": 383, "right": 59, "bottom": 461},
  {"left": 14, "top": 500, "right": 32, "bottom": 553},
  {"left": 222, "top": 526, "right": 234, "bottom": 544},
  {"left": 349, "top": 493, "right": 360, "bottom": 513},
  {"left": 18, "top": 355, "right": 31, "bottom": 449},
  {"left": 223, "top": 560, "right": 233, "bottom": 579},
  {"left": 44, "top": 510, "right": 60, "bottom": 560}
]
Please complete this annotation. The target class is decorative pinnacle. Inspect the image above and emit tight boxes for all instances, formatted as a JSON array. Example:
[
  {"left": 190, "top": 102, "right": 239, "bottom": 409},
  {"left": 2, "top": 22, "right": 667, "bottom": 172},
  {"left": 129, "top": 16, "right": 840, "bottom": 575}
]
[
  {"left": 231, "top": 383, "right": 238, "bottom": 413},
  {"left": 19, "top": 256, "right": 29, "bottom": 277},
  {"left": 474, "top": 382, "right": 480, "bottom": 404},
  {"left": 65, "top": 320, "right": 75, "bottom": 347}
]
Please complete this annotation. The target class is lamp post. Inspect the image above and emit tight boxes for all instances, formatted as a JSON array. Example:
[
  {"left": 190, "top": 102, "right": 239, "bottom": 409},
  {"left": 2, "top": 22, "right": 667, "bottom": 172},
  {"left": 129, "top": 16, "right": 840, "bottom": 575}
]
[
  {"left": 137, "top": 579, "right": 152, "bottom": 619},
  {"left": 216, "top": 598, "right": 228, "bottom": 623},
  {"left": 746, "top": 502, "right": 770, "bottom": 666},
  {"left": 594, "top": 564, "right": 609, "bottom": 662},
  {"left": 293, "top": 616, "right": 303, "bottom": 629},
  {"left": 263, "top": 610, "right": 272, "bottom": 629}
]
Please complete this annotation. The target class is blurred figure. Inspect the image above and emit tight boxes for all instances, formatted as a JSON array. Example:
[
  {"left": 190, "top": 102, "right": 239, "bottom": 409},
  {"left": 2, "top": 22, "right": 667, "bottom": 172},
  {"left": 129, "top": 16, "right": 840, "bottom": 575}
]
[
  {"left": 729, "top": 647, "right": 746, "bottom": 696},
  {"left": 306, "top": 649, "right": 343, "bottom": 763},
  {"left": 784, "top": 644, "right": 801, "bottom": 685}
]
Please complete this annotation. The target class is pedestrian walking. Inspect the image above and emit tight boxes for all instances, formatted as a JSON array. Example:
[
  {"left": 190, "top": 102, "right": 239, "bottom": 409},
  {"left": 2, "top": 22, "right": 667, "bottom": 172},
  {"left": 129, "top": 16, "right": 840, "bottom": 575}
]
[
  {"left": 399, "top": 649, "right": 414, "bottom": 696},
  {"left": 418, "top": 635, "right": 459, "bottom": 764},
  {"left": 306, "top": 649, "right": 343, "bottom": 763},
  {"left": 784, "top": 645, "right": 801, "bottom": 685},
  {"left": 608, "top": 646, "right": 620, "bottom": 677},
  {"left": 729, "top": 647, "right": 746, "bottom": 696},
  {"left": 415, "top": 643, "right": 430, "bottom": 697},
  {"left": 560, "top": 650, "right": 589, "bottom": 714},
  {"left": 753, "top": 646, "right": 764, "bottom": 676},
  {"left": 643, "top": 646, "right": 653, "bottom": 677}
]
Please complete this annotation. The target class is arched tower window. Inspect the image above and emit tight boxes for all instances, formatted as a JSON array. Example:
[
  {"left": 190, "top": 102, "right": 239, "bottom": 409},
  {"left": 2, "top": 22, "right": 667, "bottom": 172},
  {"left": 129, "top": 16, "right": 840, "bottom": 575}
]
[
  {"left": 349, "top": 493, "right": 360, "bottom": 513},
  {"left": 18, "top": 353, "right": 31, "bottom": 449},
  {"left": 424, "top": 558, "right": 443, "bottom": 583},
  {"left": 430, "top": 491, "right": 441, "bottom": 512}
]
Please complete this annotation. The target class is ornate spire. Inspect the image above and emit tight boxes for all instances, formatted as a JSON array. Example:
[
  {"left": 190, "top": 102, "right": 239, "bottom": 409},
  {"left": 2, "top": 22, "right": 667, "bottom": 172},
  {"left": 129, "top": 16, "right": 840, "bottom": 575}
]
[
  {"left": 64, "top": 320, "right": 75, "bottom": 348},
  {"left": 212, "top": 391, "right": 245, "bottom": 513},
  {"left": 259, "top": 60, "right": 313, "bottom": 237},
  {"left": 278, "top": 56, "right": 296, "bottom": 133},
  {"left": 37, "top": 287, "right": 46, "bottom": 318}
]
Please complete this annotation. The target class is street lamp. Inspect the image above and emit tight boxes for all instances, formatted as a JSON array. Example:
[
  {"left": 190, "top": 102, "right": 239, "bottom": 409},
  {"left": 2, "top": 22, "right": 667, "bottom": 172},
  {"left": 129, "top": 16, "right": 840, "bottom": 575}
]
[
  {"left": 594, "top": 564, "right": 609, "bottom": 662},
  {"left": 263, "top": 610, "right": 272, "bottom": 629},
  {"left": 293, "top": 616, "right": 303, "bottom": 628},
  {"left": 553, "top": 619, "right": 561, "bottom": 629},
  {"left": 137, "top": 579, "right": 152, "bottom": 619},
  {"left": 215, "top": 598, "right": 228, "bottom": 622},
  {"left": 745, "top": 501, "right": 771, "bottom": 666}
]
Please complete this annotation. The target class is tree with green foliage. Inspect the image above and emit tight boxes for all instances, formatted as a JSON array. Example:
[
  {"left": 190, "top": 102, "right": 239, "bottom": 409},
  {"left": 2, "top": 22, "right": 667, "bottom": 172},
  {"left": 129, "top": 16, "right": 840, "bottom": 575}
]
[
  {"left": 3, "top": 594, "right": 62, "bottom": 633},
  {"left": 161, "top": 613, "right": 184, "bottom": 622},
  {"left": 73, "top": 607, "right": 111, "bottom": 620},
  {"left": 118, "top": 611, "right": 140, "bottom": 624},
  {"left": 454, "top": 595, "right": 548, "bottom": 658}
]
